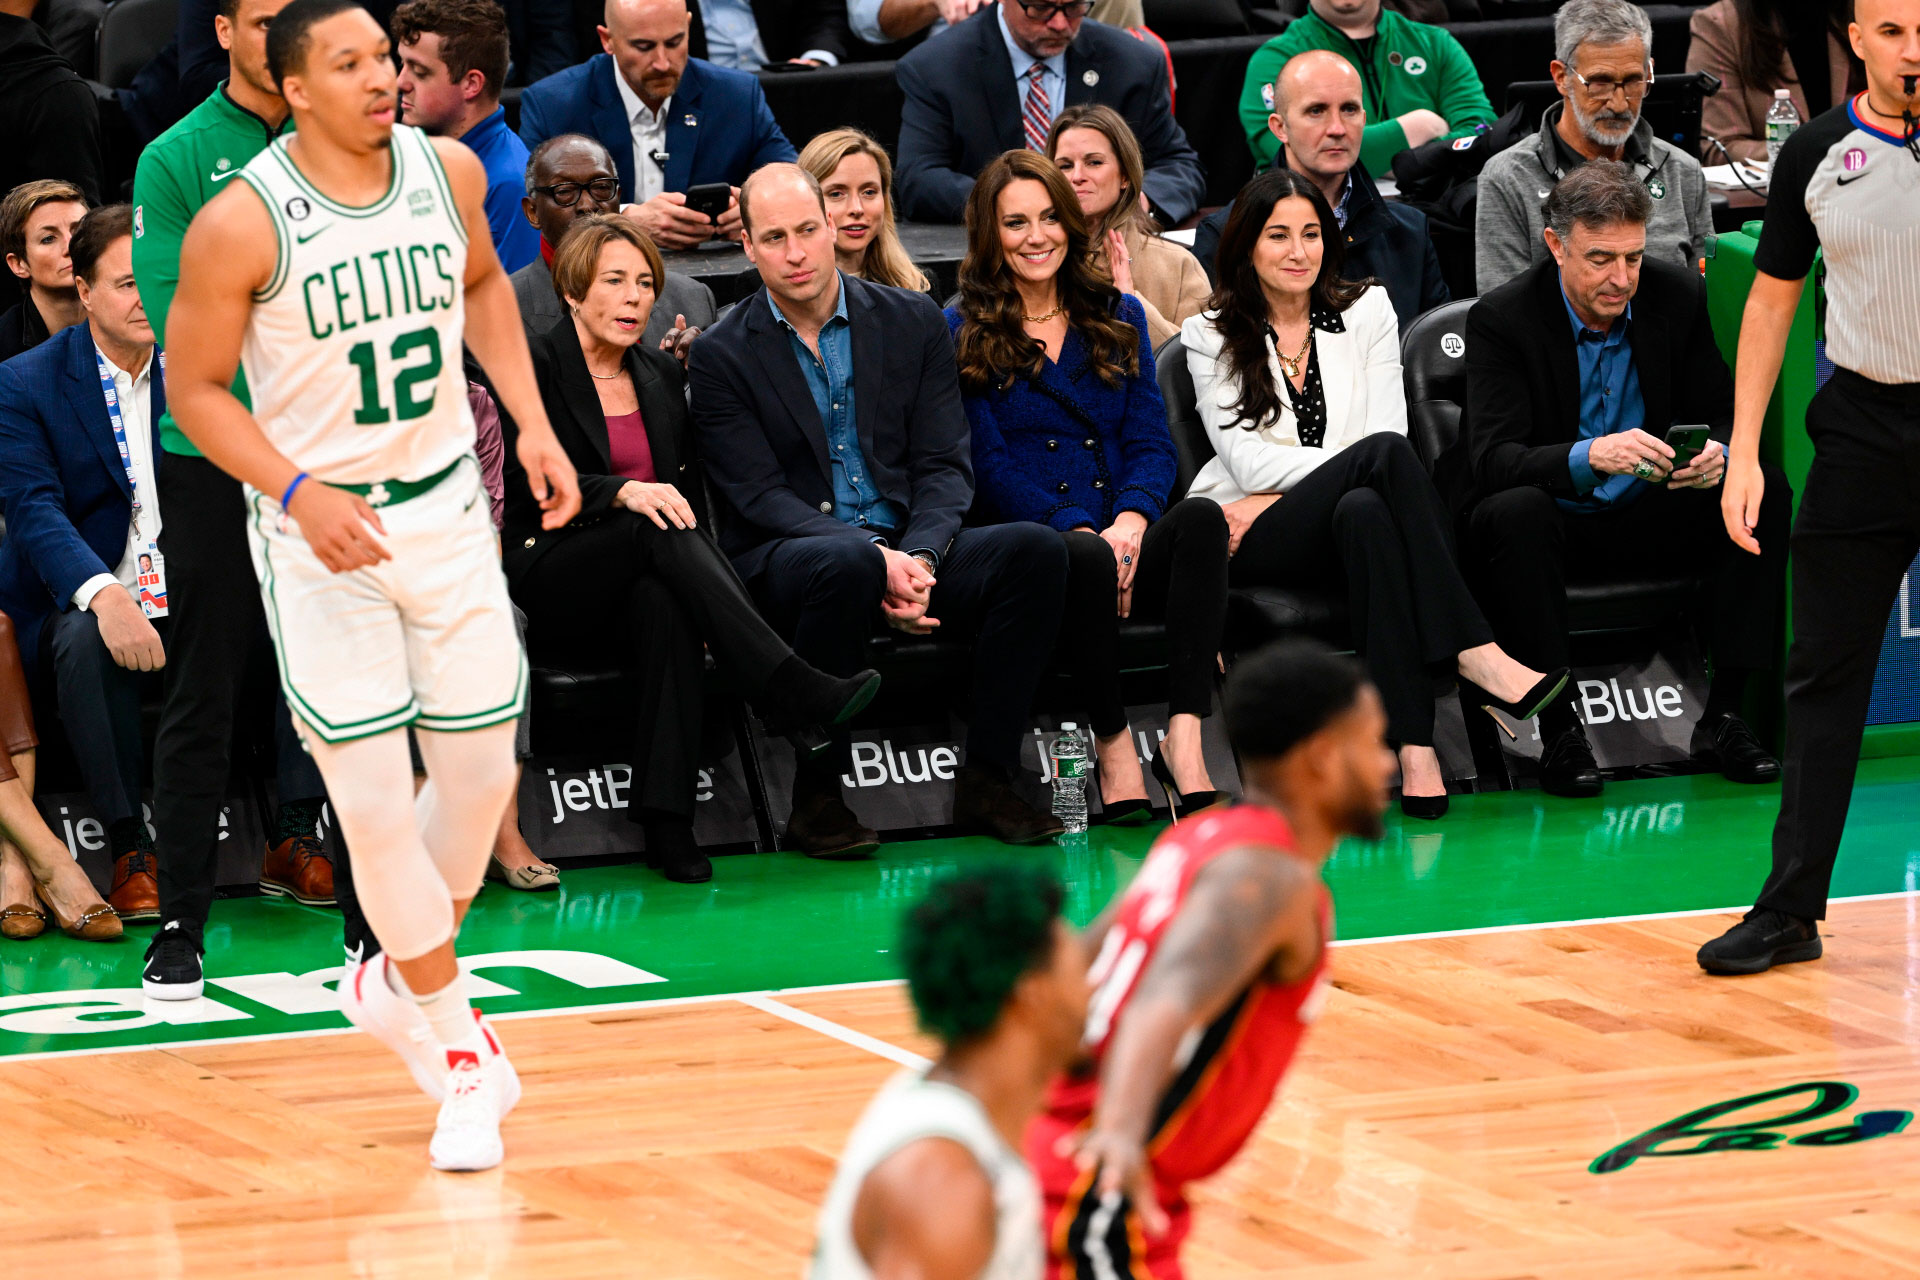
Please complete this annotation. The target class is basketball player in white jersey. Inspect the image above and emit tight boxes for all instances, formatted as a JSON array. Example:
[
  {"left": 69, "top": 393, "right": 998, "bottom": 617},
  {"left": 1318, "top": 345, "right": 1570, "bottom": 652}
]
[
  {"left": 165, "top": 0, "right": 580, "bottom": 1171},
  {"left": 811, "top": 865, "right": 1088, "bottom": 1280}
]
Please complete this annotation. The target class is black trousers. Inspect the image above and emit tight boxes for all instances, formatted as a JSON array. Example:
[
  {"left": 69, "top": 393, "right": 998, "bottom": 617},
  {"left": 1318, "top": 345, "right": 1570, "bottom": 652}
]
[
  {"left": 1230, "top": 433, "right": 1493, "bottom": 745},
  {"left": 1756, "top": 370, "right": 1920, "bottom": 920},
  {"left": 42, "top": 605, "right": 162, "bottom": 831},
  {"left": 1059, "top": 498, "right": 1229, "bottom": 737},
  {"left": 746, "top": 523, "right": 1068, "bottom": 776},
  {"left": 512, "top": 511, "right": 793, "bottom": 820},
  {"left": 151, "top": 454, "right": 340, "bottom": 936},
  {"left": 1467, "top": 458, "right": 1790, "bottom": 681}
]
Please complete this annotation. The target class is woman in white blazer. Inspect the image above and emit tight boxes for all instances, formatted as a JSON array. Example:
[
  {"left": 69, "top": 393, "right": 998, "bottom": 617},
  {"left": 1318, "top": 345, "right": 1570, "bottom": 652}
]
[{"left": 1182, "top": 171, "right": 1566, "bottom": 818}]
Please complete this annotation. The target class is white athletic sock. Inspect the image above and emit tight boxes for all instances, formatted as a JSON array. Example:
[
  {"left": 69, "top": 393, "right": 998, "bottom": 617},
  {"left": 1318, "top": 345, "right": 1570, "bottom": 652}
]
[{"left": 410, "top": 975, "right": 482, "bottom": 1050}]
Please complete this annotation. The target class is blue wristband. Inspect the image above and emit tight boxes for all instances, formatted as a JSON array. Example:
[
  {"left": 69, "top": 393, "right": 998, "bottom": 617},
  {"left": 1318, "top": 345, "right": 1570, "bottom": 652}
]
[{"left": 281, "top": 471, "right": 310, "bottom": 510}]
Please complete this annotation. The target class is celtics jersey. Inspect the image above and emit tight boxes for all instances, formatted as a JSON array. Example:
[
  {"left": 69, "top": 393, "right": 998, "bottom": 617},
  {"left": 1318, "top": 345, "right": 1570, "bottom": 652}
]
[{"left": 234, "top": 125, "right": 473, "bottom": 485}]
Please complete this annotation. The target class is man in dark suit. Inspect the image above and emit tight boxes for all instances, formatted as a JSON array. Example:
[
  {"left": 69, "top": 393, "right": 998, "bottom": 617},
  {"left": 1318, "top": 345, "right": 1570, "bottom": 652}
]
[
  {"left": 519, "top": 0, "right": 797, "bottom": 250},
  {"left": 510, "top": 133, "right": 717, "bottom": 352},
  {"left": 1462, "top": 162, "right": 1788, "bottom": 799},
  {"left": 688, "top": 164, "right": 1069, "bottom": 856},
  {"left": 0, "top": 205, "right": 164, "bottom": 919},
  {"left": 893, "top": 2, "right": 1204, "bottom": 225}
]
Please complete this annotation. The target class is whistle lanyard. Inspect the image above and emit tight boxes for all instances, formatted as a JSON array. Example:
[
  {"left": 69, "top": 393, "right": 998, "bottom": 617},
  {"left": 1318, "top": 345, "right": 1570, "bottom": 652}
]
[{"left": 94, "top": 347, "right": 162, "bottom": 528}]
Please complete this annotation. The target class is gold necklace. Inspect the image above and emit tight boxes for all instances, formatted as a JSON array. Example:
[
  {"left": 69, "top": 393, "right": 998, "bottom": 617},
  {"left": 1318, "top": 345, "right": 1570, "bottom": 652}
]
[
  {"left": 1024, "top": 303, "right": 1065, "bottom": 323},
  {"left": 1274, "top": 325, "right": 1313, "bottom": 380}
]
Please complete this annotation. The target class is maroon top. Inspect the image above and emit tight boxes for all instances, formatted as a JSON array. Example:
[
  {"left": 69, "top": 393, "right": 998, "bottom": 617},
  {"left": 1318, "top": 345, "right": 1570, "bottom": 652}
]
[{"left": 605, "top": 409, "right": 656, "bottom": 483}]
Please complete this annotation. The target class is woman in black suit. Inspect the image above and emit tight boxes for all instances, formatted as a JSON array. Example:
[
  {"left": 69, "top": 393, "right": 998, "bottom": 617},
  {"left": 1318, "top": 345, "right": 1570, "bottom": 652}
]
[{"left": 502, "top": 216, "right": 879, "bottom": 884}]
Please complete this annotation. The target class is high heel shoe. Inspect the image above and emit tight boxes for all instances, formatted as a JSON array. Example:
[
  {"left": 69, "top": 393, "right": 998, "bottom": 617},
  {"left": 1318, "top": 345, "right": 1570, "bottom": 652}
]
[
  {"left": 1474, "top": 667, "right": 1571, "bottom": 723},
  {"left": 1097, "top": 797, "right": 1154, "bottom": 826},
  {"left": 1399, "top": 792, "right": 1450, "bottom": 820},
  {"left": 1, "top": 901, "right": 46, "bottom": 940},
  {"left": 1150, "top": 752, "right": 1224, "bottom": 822},
  {"left": 45, "top": 896, "right": 122, "bottom": 941}
]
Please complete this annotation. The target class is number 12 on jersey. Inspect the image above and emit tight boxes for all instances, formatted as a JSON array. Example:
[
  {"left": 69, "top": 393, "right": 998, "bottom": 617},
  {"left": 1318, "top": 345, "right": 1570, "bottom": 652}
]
[{"left": 347, "top": 324, "right": 442, "bottom": 425}]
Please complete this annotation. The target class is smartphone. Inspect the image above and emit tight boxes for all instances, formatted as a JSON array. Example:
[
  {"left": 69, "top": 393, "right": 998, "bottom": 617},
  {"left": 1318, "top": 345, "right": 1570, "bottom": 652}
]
[
  {"left": 683, "top": 182, "right": 732, "bottom": 226},
  {"left": 1665, "top": 424, "right": 1710, "bottom": 472}
]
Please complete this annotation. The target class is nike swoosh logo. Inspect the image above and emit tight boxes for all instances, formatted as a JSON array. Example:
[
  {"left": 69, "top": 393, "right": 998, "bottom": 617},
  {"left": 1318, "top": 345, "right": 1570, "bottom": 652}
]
[
  {"left": 210, "top": 169, "right": 240, "bottom": 182},
  {"left": 1836, "top": 170, "right": 1870, "bottom": 185},
  {"left": 295, "top": 226, "right": 329, "bottom": 244}
]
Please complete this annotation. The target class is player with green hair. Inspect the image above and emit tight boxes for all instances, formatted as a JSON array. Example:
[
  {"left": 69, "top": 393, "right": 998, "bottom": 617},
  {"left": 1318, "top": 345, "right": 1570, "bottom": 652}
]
[{"left": 810, "top": 864, "right": 1089, "bottom": 1280}]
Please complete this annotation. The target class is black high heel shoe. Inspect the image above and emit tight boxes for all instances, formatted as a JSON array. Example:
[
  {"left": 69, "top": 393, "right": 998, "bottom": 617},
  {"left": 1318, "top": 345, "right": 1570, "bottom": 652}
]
[
  {"left": 1150, "top": 752, "right": 1223, "bottom": 823},
  {"left": 1399, "top": 792, "right": 1450, "bottom": 820},
  {"left": 1474, "top": 667, "right": 1571, "bottom": 723}
]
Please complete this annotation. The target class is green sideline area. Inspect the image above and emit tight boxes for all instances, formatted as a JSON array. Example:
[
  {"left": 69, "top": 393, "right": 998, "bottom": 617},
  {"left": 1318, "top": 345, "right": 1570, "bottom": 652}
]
[{"left": 4, "top": 761, "right": 1918, "bottom": 1059}]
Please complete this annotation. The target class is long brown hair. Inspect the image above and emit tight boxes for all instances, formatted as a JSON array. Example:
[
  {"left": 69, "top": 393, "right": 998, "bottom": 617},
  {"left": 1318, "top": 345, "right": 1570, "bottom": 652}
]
[
  {"left": 1728, "top": 0, "right": 1849, "bottom": 101},
  {"left": 1206, "top": 169, "right": 1372, "bottom": 433},
  {"left": 1045, "top": 104, "right": 1154, "bottom": 242},
  {"left": 796, "top": 127, "right": 931, "bottom": 293},
  {"left": 953, "top": 150, "right": 1139, "bottom": 394}
]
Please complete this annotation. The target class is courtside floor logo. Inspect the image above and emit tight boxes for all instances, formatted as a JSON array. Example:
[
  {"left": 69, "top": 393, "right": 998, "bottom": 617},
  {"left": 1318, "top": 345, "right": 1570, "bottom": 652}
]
[{"left": 1591, "top": 1082, "right": 1912, "bottom": 1173}]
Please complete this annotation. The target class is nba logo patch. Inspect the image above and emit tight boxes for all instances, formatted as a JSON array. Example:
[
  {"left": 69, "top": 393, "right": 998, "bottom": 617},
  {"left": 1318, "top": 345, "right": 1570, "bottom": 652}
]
[
  {"left": 133, "top": 205, "right": 143, "bottom": 238},
  {"left": 1261, "top": 82, "right": 1274, "bottom": 111},
  {"left": 1843, "top": 148, "right": 1867, "bottom": 171},
  {"left": 1451, "top": 137, "right": 1476, "bottom": 151}
]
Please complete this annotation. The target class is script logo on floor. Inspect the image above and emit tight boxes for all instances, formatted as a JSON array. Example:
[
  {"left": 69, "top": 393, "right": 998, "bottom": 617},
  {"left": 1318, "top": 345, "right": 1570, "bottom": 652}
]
[{"left": 1590, "top": 1082, "right": 1912, "bottom": 1173}]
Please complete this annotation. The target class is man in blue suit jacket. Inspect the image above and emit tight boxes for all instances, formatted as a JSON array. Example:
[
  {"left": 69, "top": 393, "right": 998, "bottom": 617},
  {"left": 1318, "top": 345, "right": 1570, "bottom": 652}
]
[
  {"left": 0, "top": 205, "right": 168, "bottom": 916},
  {"left": 518, "top": 0, "right": 796, "bottom": 250},
  {"left": 894, "top": 3, "right": 1205, "bottom": 226}
]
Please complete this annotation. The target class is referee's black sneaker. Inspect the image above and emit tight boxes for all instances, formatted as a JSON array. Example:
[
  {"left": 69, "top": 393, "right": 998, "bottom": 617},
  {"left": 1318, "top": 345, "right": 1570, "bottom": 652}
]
[
  {"left": 1690, "top": 713, "right": 1781, "bottom": 784},
  {"left": 143, "top": 919, "right": 205, "bottom": 1000},
  {"left": 1697, "top": 909, "right": 1821, "bottom": 975}
]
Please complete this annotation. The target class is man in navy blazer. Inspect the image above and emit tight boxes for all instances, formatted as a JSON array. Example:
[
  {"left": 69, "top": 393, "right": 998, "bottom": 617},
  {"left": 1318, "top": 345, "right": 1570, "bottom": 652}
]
[
  {"left": 688, "top": 165, "right": 1069, "bottom": 857},
  {"left": 518, "top": 0, "right": 797, "bottom": 250},
  {"left": 894, "top": 3, "right": 1205, "bottom": 225},
  {"left": 0, "top": 205, "right": 168, "bottom": 917}
]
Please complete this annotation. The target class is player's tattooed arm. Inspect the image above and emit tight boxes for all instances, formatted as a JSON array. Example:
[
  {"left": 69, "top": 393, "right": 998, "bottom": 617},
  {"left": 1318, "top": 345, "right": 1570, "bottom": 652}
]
[
  {"left": 430, "top": 136, "right": 581, "bottom": 531},
  {"left": 850, "top": 1137, "right": 996, "bottom": 1279},
  {"left": 1067, "top": 848, "right": 1314, "bottom": 1234}
]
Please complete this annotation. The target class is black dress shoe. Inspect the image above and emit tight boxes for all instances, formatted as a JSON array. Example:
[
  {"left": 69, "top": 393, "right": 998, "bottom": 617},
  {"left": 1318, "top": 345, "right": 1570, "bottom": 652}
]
[
  {"left": 1690, "top": 713, "right": 1780, "bottom": 784},
  {"left": 786, "top": 786, "right": 881, "bottom": 860},
  {"left": 772, "top": 659, "right": 883, "bottom": 727},
  {"left": 641, "top": 818, "right": 712, "bottom": 884},
  {"left": 1399, "top": 792, "right": 1449, "bottom": 820},
  {"left": 954, "top": 764, "right": 1066, "bottom": 845},
  {"left": 1474, "top": 667, "right": 1572, "bottom": 722},
  {"left": 1096, "top": 798, "right": 1154, "bottom": 826},
  {"left": 1539, "top": 725, "right": 1604, "bottom": 797},
  {"left": 1697, "top": 908, "right": 1821, "bottom": 975}
]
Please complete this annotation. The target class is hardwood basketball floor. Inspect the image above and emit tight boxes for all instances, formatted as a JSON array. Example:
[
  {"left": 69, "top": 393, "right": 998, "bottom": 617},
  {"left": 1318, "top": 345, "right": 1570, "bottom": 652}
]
[{"left": 5, "top": 896, "right": 1918, "bottom": 1277}]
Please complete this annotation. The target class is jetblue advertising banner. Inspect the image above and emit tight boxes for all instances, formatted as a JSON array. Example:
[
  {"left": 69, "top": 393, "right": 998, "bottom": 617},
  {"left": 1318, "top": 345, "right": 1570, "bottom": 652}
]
[{"left": 1867, "top": 554, "right": 1920, "bottom": 726}]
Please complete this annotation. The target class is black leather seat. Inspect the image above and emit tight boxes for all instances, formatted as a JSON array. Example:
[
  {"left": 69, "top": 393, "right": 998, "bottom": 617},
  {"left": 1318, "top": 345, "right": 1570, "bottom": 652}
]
[
  {"left": 1156, "top": 333, "right": 1350, "bottom": 651},
  {"left": 96, "top": 0, "right": 179, "bottom": 89}
]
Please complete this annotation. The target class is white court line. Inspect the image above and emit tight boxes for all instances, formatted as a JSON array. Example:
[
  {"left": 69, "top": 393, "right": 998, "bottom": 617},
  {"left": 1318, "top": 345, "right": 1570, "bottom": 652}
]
[
  {"left": 3, "top": 890, "right": 1914, "bottom": 1066},
  {"left": 736, "top": 992, "right": 932, "bottom": 1070}
]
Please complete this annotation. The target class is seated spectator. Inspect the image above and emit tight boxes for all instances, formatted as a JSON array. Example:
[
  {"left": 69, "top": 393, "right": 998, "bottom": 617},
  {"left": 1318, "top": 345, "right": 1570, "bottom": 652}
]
[
  {"left": 1047, "top": 105, "right": 1209, "bottom": 349},
  {"left": 849, "top": 0, "right": 1140, "bottom": 47},
  {"left": 0, "top": 609, "right": 121, "bottom": 940},
  {"left": 688, "top": 0, "right": 854, "bottom": 68},
  {"left": 1463, "top": 162, "right": 1787, "bottom": 799},
  {"left": 1238, "top": 0, "right": 1494, "bottom": 175},
  {"left": 0, "top": 205, "right": 169, "bottom": 917},
  {"left": 518, "top": 0, "right": 797, "bottom": 249},
  {"left": 505, "top": 214, "right": 880, "bottom": 884},
  {"left": 894, "top": 2, "right": 1204, "bottom": 227},
  {"left": 1687, "top": 0, "right": 1858, "bottom": 164},
  {"left": 797, "top": 127, "right": 932, "bottom": 293},
  {"left": 511, "top": 134, "right": 717, "bottom": 353},
  {"left": 1197, "top": 52, "right": 1448, "bottom": 331},
  {"left": 1475, "top": 0, "right": 1712, "bottom": 295},
  {"left": 393, "top": 0, "right": 541, "bottom": 272},
  {"left": 948, "top": 151, "right": 1228, "bottom": 821},
  {"left": 1183, "top": 171, "right": 1563, "bottom": 818},
  {"left": 0, "top": 0, "right": 103, "bottom": 206},
  {"left": 0, "top": 180, "right": 87, "bottom": 363},
  {"left": 689, "top": 164, "right": 1071, "bottom": 855}
]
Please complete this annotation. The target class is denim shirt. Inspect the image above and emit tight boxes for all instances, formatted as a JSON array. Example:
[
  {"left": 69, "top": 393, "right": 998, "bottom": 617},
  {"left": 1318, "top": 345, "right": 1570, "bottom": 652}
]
[
  {"left": 1558, "top": 281, "right": 1647, "bottom": 514},
  {"left": 769, "top": 275, "right": 905, "bottom": 533}
]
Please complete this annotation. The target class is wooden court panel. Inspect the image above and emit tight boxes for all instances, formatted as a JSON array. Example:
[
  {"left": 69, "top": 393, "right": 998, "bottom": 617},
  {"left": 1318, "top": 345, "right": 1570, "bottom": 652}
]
[{"left": 5, "top": 899, "right": 1919, "bottom": 1277}]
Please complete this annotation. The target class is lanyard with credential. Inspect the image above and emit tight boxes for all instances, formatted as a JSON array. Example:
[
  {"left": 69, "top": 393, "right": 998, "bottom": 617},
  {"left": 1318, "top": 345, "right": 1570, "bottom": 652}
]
[{"left": 94, "top": 347, "right": 162, "bottom": 524}]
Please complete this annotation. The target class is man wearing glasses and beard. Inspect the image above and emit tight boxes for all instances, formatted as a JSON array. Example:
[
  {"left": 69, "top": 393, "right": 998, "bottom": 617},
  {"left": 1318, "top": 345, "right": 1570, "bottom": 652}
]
[{"left": 1475, "top": 0, "right": 1713, "bottom": 294}]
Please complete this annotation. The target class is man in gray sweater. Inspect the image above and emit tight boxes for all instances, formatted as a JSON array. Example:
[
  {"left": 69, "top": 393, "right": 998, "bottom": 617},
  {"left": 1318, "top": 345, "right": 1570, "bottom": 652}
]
[{"left": 1474, "top": 0, "right": 1711, "bottom": 296}]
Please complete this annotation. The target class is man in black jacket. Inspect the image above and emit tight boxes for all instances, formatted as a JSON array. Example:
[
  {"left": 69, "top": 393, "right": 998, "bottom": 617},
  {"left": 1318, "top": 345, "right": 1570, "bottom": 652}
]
[
  {"left": 688, "top": 165, "right": 1069, "bottom": 856},
  {"left": 893, "top": 3, "right": 1203, "bottom": 225},
  {"left": 1192, "top": 50, "right": 1447, "bottom": 331},
  {"left": 1462, "top": 162, "right": 1787, "bottom": 798}
]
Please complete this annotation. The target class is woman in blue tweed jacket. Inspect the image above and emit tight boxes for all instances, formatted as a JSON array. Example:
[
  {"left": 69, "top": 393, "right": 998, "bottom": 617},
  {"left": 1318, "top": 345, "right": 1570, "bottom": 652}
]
[{"left": 947, "top": 151, "right": 1230, "bottom": 822}]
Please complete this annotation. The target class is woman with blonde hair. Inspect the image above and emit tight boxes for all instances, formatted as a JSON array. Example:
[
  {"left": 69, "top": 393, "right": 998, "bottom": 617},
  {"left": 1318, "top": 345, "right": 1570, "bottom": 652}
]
[
  {"left": 1046, "top": 104, "right": 1209, "bottom": 349},
  {"left": 797, "top": 128, "right": 932, "bottom": 293}
]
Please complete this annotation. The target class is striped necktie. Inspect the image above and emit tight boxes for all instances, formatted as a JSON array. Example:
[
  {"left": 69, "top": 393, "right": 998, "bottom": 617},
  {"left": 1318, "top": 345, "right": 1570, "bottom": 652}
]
[{"left": 1022, "top": 62, "right": 1052, "bottom": 153}]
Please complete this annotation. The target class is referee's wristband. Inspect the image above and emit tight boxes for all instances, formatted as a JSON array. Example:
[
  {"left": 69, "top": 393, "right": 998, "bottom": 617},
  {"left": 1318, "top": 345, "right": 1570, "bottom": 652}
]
[{"left": 281, "top": 471, "right": 311, "bottom": 510}]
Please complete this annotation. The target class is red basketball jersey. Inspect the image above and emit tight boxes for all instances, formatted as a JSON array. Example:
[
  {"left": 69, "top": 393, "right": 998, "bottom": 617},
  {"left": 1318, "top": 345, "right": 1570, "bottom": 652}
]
[{"left": 1042, "top": 804, "right": 1333, "bottom": 1187}]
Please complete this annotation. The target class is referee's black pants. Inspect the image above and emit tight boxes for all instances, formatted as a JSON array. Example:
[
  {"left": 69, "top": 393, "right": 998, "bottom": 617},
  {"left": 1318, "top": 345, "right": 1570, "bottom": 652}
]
[
  {"left": 1757, "top": 369, "right": 1920, "bottom": 921},
  {"left": 151, "top": 454, "right": 369, "bottom": 953}
]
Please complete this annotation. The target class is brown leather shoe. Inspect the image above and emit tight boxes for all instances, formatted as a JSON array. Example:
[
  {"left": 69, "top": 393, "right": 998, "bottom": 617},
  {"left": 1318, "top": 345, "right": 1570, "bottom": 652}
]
[
  {"left": 786, "top": 786, "right": 880, "bottom": 860},
  {"left": 261, "top": 834, "right": 336, "bottom": 905},
  {"left": 1, "top": 902, "right": 46, "bottom": 940},
  {"left": 108, "top": 850, "right": 161, "bottom": 921},
  {"left": 954, "top": 764, "right": 1066, "bottom": 846}
]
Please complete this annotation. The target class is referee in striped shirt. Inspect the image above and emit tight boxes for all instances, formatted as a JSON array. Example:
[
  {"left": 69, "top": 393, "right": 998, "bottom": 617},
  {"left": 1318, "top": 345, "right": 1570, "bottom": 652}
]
[{"left": 1699, "top": 0, "right": 1920, "bottom": 975}]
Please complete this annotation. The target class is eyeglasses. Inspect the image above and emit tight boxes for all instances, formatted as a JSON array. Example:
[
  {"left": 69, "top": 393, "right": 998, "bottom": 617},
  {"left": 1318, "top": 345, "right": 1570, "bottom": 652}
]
[
  {"left": 1568, "top": 66, "right": 1654, "bottom": 101},
  {"left": 531, "top": 178, "right": 621, "bottom": 207},
  {"left": 1013, "top": 1, "right": 1093, "bottom": 21}
]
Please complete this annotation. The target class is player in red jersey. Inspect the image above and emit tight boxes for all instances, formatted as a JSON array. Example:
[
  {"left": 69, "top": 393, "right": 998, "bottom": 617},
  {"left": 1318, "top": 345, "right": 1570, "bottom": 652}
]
[{"left": 1030, "top": 639, "right": 1394, "bottom": 1279}]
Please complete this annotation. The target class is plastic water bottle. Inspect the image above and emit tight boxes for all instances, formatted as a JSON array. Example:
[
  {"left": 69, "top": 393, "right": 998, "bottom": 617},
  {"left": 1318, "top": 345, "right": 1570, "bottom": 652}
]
[
  {"left": 1049, "top": 723, "right": 1090, "bottom": 834},
  {"left": 1766, "top": 89, "right": 1799, "bottom": 167}
]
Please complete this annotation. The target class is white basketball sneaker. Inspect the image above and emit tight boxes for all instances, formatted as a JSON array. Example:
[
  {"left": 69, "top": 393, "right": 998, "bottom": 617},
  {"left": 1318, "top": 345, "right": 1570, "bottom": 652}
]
[
  {"left": 339, "top": 952, "right": 447, "bottom": 1101},
  {"left": 472, "top": 1007, "right": 521, "bottom": 1117},
  {"left": 429, "top": 1045, "right": 503, "bottom": 1172}
]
